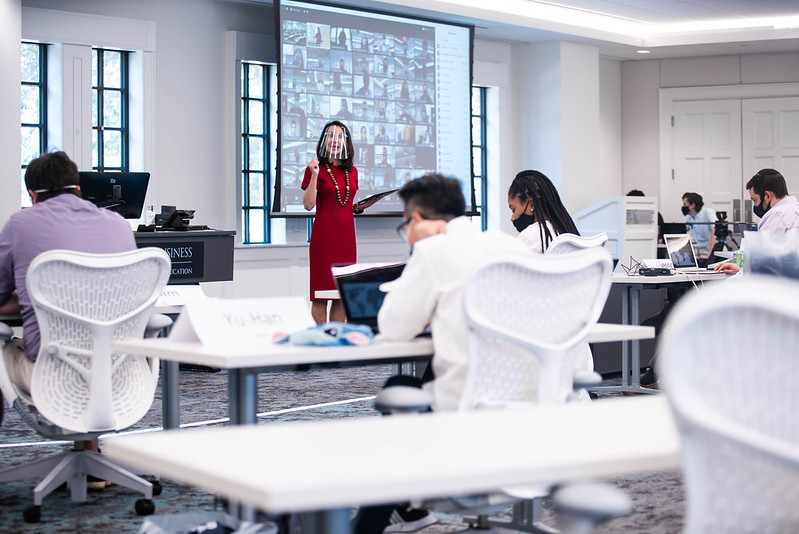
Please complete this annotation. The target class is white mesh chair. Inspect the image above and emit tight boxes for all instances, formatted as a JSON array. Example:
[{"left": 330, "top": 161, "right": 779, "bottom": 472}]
[
  {"left": 658, "top": 275, "right": 799, "bottom": 534},
  {"left": 375, "top": 248, "right": 625, "bottom": 533},
  {"left": 460, "top": 248, "right": 612, "bottom": 409},
  {"left": 0, "top": 248, "right": 171, "bottom": 523},
  {"left": 546, "top": 232, "right": 608, "bottom": 255}
]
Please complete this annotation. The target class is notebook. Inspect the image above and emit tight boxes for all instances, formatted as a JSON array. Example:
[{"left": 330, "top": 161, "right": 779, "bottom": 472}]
[
  {"left": 663, "top": 233, "right": 706, "bottom": 273},
  {"left": 332, "top": 262, "right": 405, "bottom": 333}
]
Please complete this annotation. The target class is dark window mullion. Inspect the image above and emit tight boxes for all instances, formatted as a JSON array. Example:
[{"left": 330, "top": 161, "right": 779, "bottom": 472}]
[
  {"left": 240, "top": 62, "right": 273, "bottom": 245},
  {"left": 471, "top": 86, "right": 488, "bottom": 230}
]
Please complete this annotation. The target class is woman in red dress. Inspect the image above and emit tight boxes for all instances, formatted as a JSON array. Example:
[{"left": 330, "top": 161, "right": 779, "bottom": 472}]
[{"left": 302, "top": 121, "right": 361, "bottom": 324}]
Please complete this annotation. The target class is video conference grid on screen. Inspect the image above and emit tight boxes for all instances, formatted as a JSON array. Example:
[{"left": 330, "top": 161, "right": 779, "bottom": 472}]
[{"left": 277, "top": 0, "right": 472, "bottom": 214}]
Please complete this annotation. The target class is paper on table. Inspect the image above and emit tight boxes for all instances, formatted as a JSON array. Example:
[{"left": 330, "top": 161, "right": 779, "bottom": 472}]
[
  {"left": 156, "top": 285, "right": 210, "bottom": 308},
  {"left": 169, "top": 296, "right": 315, "bottom": 345},
  {"left": 331, "top": 262, "right": 405, "bottom": 277}
]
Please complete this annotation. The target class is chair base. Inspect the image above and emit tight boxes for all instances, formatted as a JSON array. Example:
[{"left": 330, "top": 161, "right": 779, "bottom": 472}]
[
  {"left": 464, "top": 499, "right": 559, "bottom": 534},
  {"left": 0, "top": 446, "right": 153, "bottom": 505}
]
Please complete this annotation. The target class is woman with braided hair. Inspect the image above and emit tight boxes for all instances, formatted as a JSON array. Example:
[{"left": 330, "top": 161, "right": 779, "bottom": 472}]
[{"left": 507, "top": 169, "right": 579, "bottom": 253}]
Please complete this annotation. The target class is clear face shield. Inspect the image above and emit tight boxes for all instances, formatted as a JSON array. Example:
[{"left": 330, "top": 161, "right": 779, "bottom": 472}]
[{"left": 320, "top": 127, "right": 348, "bottom": 160}]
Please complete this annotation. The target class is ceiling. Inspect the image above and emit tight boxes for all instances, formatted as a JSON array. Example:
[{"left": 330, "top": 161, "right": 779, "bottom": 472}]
[{"left": 325, "top": 0, "right": 799, "bottom": 59}]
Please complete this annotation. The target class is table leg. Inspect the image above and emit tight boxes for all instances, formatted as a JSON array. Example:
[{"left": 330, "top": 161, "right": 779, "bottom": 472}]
[
  {"left": 630, "top": 286, "right": 641, "bottom": 389},
  {"left": 229, "top": 369, "right": 258, "bottom": 425},
  {"left": 620, "top": 285, "right": 630, "bottom": 389},
  {"left": 161, "top": 360, "right": 180, "bottom": 430}
]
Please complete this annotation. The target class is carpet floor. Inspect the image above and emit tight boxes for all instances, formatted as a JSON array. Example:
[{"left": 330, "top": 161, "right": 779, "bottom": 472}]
[{"left": 0, "top": 366, "right": 683, "bottom": 533}]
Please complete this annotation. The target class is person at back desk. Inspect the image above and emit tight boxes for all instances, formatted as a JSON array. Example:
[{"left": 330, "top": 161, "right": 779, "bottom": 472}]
[
  {"left": 355, "top": 174, "right": 529, "bottom": 534},
  {"left": 0, "top": 151, "right": 136, "bottom": 480},
  {"left": 682, "top": 192, "right": 716, "bottom": 267},
  {"left": 715, "top": 168, "right": 799, "bottom": 275}
]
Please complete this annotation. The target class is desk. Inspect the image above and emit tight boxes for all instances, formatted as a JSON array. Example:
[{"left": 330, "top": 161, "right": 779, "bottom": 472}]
[
  {"left": 104, "top": 396, "right": 680, "bottom": 532},
  {"left": 113, "top": 323, "right": 652, "bottom": 430},
  {"left": 604, "top": 272, "right": 727, "bottom": 394},
  {"left": 115, "top": 337, "right": 434, "bottom": 428}
]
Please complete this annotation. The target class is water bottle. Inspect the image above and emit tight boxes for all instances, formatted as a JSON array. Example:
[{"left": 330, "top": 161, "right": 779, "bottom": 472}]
[{"left": 145, "top": 205, "right": 155, "bottom": 226}]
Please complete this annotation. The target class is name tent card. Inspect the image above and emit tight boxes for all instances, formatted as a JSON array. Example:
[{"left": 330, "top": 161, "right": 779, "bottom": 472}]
[
  {"left": 156, "top": 285, "right": 210, "bottom": 308},
  {"left": 169, "top": 297, "right": 315, "bottom": 345}
]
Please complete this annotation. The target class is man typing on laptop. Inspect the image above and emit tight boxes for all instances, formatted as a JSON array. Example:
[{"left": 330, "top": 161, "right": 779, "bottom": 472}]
[
  {"left": 715, "top": 168, "right": 799, "bottom": 275},
  {"left": 352, "top": 174, "right": 528, "bottom": 534}
]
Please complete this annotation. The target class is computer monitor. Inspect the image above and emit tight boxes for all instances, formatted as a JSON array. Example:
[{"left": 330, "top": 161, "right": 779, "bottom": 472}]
[{"left": 78, "top": 171, "right": 150, "bottom": 219}]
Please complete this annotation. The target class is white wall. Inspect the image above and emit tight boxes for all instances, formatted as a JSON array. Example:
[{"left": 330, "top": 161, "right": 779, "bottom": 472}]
[
  {"left": 1, "top": 0, "right": 627, "bottom": 301},
  {"left": 0, "top": 0, "right": 21, "bottom": 219},
  {"left": 621, "top": 51, "right": 799, "bottom": 210}
]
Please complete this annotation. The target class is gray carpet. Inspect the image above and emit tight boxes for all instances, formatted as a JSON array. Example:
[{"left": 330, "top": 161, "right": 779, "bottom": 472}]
[{"left": 0, "top": 366, "right": 683, "bottom": 533}]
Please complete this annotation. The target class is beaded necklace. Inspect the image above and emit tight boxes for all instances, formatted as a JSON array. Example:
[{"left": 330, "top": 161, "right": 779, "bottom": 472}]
[{"left": 325, "top": 164, "right": 350, "bottom": 207}]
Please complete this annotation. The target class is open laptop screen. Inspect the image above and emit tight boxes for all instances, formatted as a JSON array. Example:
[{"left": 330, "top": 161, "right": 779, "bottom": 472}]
[
  {"left": 332, "top": 263, "right": 405, "bottom": 332},
  {"left": 663, "top": 233, "right": 699, "bottom": 271}
]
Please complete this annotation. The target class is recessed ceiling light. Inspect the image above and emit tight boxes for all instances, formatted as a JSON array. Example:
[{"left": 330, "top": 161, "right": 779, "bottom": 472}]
[{"left": 637, "top": 49, "right": 651, "bottom": 54}]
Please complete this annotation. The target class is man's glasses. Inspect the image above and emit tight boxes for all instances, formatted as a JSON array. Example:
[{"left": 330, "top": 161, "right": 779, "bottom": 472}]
[{"left": 396, "top": 216, "right": 412, "bottom": 242}]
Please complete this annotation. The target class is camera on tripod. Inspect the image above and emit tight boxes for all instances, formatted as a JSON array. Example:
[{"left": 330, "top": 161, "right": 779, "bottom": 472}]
[{"left": 715, "top": 211, "right": 730, "bottom": 243}]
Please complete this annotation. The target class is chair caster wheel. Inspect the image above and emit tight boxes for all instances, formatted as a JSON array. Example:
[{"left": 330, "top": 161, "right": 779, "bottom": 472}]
[
  {"left": 23, "top": 505, "right": 41, "bottom": 523},
  {"left": 135, "top": 498, "right": 155, "bottom": 516},
  {"left": 151, "top": 480, "right": 163, "bottom": 496}
]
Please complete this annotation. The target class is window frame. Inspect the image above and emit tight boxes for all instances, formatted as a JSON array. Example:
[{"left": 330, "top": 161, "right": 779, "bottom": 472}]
[
  {"left": 92, "top": 47, "right": 130, "bottom": 172},
  {"left": 471, "top": 85, "right": 488, "bottom": 230},
  {"left": 20, "top": 41, "right": 48, "bottom": 204},
  {"left": 240, "top": 61, "right": 277, "bottom": 245}
]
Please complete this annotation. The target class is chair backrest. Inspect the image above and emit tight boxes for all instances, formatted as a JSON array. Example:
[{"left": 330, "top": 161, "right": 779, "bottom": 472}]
[
  {"left": 27, "top": 248, "right": 171, "bottom": 433},
  {"left": 460, "top": 248, "right": 612, "bottom": 410},
  {"left": 546, "top": 232, "right": 608, "bottom": 255},
  {"left": 658, "top": 276, "right": 799, "bottom": 534}
]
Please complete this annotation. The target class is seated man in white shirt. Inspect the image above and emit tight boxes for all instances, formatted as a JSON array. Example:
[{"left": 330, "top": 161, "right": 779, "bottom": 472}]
[
  {"left": 378, "top": 173, "right": 529, "bottom": 411},
  {"left": 715, "top": 168, "right": 799, "bottom": 275},
  {"left": 353, "top": 174, "right": 529, "bottom": 534}
]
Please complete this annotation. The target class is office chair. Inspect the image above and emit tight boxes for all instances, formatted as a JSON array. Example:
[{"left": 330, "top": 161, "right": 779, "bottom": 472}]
[
  {"left": 658, "top": 275, "right": 799, "bottom": 534},
  {"left": 546, "top": 232, "right": 608, "bottom": 255},
  {"left": 375, "top": 248, "right": 628, "bottom": 533},
  {"left": 0, "top": 248, "right": 171, "bottom": 523}
]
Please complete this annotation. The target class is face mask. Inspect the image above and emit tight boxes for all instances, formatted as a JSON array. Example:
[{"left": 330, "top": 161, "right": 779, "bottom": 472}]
[
  {"left": 513, "top": 213, "right": 536, "bottom": 233},
  {"left": 753, "top": 196, "right": 770, "bottom": 218},
  {"left": 681, "top": 206, "right": 690, "bottom": 216}
]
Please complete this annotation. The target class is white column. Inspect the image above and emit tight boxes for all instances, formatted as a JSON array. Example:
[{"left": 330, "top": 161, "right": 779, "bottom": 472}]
[{"left": 0, "top": 0, "right": 22, "bottom": 222}]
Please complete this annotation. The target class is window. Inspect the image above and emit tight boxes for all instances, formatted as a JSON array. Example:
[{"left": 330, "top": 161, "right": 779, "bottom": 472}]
[
  {"left": 92, "top": 48, "right": 129, "bottom": 171},
  {"left": 20, "top": 42, "right": 47, "bottom": 207},
  {"left": 471, "top": 86, "right": 488, "bottom": 230},
  {"left": 241, "top": 61, "right": 279, "bottom": 244}
]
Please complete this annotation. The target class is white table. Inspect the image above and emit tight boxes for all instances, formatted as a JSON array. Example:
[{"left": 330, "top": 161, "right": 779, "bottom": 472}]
[
  {"left": 113, "top": 323, "right": 652, "bottom": 429},
  {"left": 606, "top": 271, "right": 727, "bottom": 394},
  {"left": 120, "top": 337, "right": 434, "bottom": 428},
  {"left": 104, "top": 396, "right": 680, "bottom": 533}
]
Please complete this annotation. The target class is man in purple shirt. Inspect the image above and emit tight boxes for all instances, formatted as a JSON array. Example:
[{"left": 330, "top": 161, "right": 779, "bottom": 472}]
[{"left": 0, "top": 151, "right": 136, "bottom": 396}]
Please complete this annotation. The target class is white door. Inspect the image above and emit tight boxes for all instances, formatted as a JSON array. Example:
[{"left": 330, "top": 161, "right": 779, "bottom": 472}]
[
  {"left": 665, "top": 99, "right": 741, "bottom": 223},
  {"left": 742, "top": 96, "right": 799, "bottom": 215}
]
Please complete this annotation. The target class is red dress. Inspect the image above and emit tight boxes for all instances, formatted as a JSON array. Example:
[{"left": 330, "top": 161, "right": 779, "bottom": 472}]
[{"left": 302, "top": 164, "right": 358, "bottom": 300}]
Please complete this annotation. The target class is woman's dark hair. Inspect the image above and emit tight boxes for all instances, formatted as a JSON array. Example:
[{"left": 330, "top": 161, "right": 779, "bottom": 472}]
[
  {"left": 24, "top": 151, "right": 82, "bottom": 202},
  {"left": 508, "top": 170, "right": 579, "bottom": 252},
  {"left": 316, "top": 121, "right": 354, "bottom": 171}
]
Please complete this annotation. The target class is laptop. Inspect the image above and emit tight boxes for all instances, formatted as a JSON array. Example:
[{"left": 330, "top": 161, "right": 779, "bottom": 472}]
[
  {"left": 332, "top": 262, "right": 405, "bottom": 333},
  {"left": 663, "top": 233, "right": 706, "bottom": 273}
]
